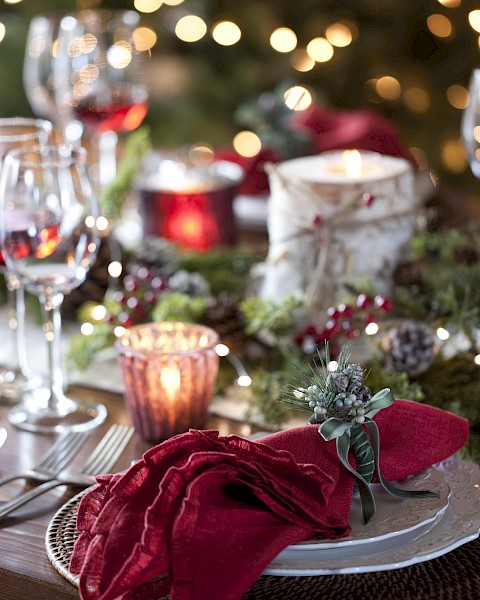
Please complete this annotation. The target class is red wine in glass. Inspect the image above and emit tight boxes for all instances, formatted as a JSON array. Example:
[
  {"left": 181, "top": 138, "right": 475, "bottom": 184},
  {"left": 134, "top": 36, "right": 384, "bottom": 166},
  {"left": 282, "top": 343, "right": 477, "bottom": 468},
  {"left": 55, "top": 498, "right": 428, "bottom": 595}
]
[
  {"left": 3, "top": 209, "right": 61, "bottom": 264},
  {"left": 73, "top": 94, "right": 148, "bottom": 135}
]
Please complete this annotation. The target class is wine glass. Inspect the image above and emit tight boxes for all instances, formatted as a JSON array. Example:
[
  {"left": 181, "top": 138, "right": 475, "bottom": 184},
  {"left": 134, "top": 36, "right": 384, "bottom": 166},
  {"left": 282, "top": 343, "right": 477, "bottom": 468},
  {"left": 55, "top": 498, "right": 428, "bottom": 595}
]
[
  {"left": 0, "top": 118, "right": 53, "bottom": 402},
  {"left": 23, "top": 13, "right": 84, "bottom": 146},
  {"left": 461, "top": 68, "right": 480, "bottom": 178},
  {"left": 53, "top": 9, "right": 149, "bottom": 188},
  {"left": 0, "top": 143, "right": 107, "bottom": 433}
]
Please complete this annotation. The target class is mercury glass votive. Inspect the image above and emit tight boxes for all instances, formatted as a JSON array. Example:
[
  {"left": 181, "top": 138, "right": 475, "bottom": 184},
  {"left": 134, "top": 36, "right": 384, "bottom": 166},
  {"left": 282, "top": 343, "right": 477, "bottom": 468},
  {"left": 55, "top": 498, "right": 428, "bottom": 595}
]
[{"left": 116, "top": 322, "right": 220, "bottom": 442}]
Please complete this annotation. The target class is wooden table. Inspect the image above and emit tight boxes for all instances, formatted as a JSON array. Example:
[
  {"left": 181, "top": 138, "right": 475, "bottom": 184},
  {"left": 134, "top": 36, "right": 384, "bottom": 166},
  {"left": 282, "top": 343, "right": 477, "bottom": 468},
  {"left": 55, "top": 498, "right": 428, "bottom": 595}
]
[
  {"left": 0, "top": 385, "right": 479, "bottom": 600},
  {"left": 0, "top": 384, "right": 253, "bottom": 600}
]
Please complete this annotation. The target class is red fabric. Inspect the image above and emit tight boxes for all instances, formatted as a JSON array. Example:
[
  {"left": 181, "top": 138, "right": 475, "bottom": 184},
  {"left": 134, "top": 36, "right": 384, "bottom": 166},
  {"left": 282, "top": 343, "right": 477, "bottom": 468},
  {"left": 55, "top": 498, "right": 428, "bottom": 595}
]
[
  {"left": 70, "top": 400, "right": 468, "bottom": 600},
  {"left": 216, "top": 105, "right": 415, "bottom": 196}
]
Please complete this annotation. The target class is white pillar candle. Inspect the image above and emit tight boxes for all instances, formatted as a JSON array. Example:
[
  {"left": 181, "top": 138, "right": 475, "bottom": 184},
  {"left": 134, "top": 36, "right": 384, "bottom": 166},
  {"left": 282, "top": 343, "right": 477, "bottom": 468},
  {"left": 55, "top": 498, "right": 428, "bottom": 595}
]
[{"left": 259, "top": 150, "right": 418, "bottom": 318}]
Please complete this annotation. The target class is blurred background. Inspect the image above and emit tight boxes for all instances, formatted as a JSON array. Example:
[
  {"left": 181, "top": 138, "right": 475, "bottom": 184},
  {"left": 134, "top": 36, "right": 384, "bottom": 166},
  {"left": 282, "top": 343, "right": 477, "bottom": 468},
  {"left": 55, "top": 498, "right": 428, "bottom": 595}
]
[{"left": 0, "top": 0, "right": 478, "bottom": 192}]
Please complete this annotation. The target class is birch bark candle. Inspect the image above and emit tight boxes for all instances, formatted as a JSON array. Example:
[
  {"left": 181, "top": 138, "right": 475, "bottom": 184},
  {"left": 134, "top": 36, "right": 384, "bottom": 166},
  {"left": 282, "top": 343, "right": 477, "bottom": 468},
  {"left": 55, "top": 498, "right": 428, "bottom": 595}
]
[{"left": 259, "top": 150, "right": 417, "bottom": 317}]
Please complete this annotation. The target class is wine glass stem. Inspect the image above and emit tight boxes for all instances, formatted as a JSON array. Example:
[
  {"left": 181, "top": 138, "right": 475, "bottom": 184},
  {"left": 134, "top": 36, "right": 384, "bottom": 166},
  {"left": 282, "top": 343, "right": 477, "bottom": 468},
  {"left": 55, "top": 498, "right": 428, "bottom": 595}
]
[
  {"left": 98, "top": 130, "right": 118, "bottom": 189},
  {"left": 40, "top": 292, "right": 65, "bottom": 407},
  {"left": 13, "top": 284, "right": 30, "bottom": 376}
]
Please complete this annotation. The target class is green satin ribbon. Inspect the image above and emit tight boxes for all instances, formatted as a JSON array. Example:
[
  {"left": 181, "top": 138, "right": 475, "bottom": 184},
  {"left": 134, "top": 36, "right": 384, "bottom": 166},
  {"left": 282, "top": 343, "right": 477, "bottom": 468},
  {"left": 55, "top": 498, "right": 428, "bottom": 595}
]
[{"left": 318, "top": 389, "right": 440, "bottom": 523}]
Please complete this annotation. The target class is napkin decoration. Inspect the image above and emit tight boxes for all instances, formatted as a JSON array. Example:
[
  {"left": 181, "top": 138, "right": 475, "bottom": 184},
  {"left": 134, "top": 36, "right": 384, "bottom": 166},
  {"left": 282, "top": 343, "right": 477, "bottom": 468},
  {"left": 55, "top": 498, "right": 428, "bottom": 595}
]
[
  {"left": 283, "top": 346, "right": 439, "bottom": 523},
  {"left": 70, "top": 347, "right": 469, "bottom": 600}
]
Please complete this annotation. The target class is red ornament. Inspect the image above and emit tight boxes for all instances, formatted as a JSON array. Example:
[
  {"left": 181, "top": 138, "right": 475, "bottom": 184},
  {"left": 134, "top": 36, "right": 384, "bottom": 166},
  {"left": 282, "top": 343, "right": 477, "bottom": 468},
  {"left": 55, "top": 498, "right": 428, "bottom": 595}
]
[
  {"left": 312, "top": 214, "right": 324, "bottom": 227},
  {"left": 374, "top": 295, "right": 393, "bottom": 312}
]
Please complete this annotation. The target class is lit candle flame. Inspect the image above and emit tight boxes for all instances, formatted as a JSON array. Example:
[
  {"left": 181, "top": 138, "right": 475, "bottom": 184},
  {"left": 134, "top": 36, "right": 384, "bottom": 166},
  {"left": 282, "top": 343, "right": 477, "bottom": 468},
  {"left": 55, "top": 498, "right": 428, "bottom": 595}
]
[{"left": 343, "top": 150, "right": 362, "bottom": 178}]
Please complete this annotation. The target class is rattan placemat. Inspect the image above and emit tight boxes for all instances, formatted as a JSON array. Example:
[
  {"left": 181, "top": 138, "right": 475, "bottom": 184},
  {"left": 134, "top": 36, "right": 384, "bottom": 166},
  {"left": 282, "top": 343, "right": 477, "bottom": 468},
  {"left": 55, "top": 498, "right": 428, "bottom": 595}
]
[{"left": 46, "top": 490, "right": 480, "bottom": 600}]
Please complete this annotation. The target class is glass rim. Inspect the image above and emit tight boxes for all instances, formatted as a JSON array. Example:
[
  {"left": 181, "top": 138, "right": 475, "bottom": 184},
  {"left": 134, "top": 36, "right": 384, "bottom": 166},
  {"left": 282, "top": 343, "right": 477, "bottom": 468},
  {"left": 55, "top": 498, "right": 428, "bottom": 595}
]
[
  {"left": 115, "top": 322, "right": 220, "bottom": 358},
  {"left": 0, "top": 118, "right": 53, "bottom": 143},
  {"left": 3, "top": 143, "right": 87, "bottom": 168}
]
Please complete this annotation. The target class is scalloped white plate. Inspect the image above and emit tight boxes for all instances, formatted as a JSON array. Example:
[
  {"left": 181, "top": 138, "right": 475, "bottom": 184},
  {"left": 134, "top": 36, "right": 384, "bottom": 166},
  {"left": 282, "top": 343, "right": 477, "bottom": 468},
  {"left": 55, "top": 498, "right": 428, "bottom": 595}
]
[
  {"left": 265, "top": 458, "right": 480, "bottom": 575},
  {"left": 283, "top": 463, "right": 449, "bottom": 553}
]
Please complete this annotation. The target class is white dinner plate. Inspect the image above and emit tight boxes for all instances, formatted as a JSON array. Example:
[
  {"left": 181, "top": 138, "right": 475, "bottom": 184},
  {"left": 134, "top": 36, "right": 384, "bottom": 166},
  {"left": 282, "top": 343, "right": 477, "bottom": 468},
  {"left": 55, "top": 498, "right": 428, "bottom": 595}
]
[
  {"left": 264, "top": 457, "right": 480, "bottom": 576},
  {"left": 284, "top": 463, "right": 449, "bottom": 554}
]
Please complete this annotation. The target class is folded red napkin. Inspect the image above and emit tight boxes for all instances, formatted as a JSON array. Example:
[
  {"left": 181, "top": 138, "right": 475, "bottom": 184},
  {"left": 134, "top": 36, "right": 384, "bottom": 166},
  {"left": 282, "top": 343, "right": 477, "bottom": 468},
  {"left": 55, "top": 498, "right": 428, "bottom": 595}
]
[{"left": 70, "top": 400, "right": 468, "bottom": 600}]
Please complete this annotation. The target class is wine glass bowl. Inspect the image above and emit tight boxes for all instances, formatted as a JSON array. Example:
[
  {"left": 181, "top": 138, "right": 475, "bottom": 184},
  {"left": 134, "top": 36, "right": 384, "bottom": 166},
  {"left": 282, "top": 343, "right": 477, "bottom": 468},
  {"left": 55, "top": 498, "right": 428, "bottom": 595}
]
[
  {"left": 53, "top": 9, "right": 148, "bottom": 187},
  {"left": 461, "top": 68, "right": 480, "bottom": 178},
  {"left": 0, "top": 144, "right": 107, "bottom": 433},
  {"left": 0, "top": 118, "right": 53, "bottom": 401}
]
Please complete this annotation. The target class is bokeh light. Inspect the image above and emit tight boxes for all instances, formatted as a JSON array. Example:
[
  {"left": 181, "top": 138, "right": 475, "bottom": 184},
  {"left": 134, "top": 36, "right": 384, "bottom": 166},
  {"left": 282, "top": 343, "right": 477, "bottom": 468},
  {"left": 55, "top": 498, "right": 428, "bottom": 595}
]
[
  {"left": 403, "top": 86, "right": 431, "bottom": 112},
  {"left": 447, "top": 84, "right": 469, "bottom": 109},
  {"left": 284, "top": 86, "right": 313, "bottom": 111},
  {"left": 211, "top": 21, "right": 241, "bottom": 46},
  {"left": 270, "top": 27, "right": 297, "bottom": 52},
  {"left": 233, "top": 131, "right": 262, "bottom": 157},
  {"left": 306, "top": 37, "right": 334, "bottom": 62},
  {"left": 441, "top": 138, "right": 467, "bottom": 173},
  {"left": 107, "top": 41, "right": 132, "bottom": 69},
  {"left": 325, "top": 22, "right": 353, "bottom": 47},
  {"left": 437, "top": 0, "right": 460, "bottom": 6},
  {"left": 133, "top": 27, "right": 157, "bottom": 51},
  {"left": 469, "top": 10, "right": 480, "bottom": 33},
  {"left": 290, "top": 48, "right": 315, "bottom": 72},
  {"left": 175, "top": 15, "right": 207, "bottom": 43},
  {"left": 376, "top": 76, "right": 401, "bottom": 100},
  {"left": 0, "top": 23, "right": 5, "bottom": 43},
  {"left": 427, "top": 14, "right": 453, "bottom": 38},
  {"left": 134, "top": 0, "right": 163, "bottom": 13}
]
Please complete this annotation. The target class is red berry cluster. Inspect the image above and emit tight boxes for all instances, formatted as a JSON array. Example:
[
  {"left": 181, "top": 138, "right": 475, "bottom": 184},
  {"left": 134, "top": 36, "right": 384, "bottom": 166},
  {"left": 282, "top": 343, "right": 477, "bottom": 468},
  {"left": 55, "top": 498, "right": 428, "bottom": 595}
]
[
  {"left": 295, "top": 293, "right": 393, "bottom": 356},
  {"left": 106, "top": 268, "right": 168, "bottom": 328}
]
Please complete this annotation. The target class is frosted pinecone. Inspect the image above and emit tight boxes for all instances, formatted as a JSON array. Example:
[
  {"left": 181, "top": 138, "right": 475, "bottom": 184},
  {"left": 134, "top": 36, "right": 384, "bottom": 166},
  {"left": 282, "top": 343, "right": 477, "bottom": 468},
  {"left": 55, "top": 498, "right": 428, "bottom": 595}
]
[
  {"left": 305, "top": 353, "right": 372, "bottom": 424},
  {"left": 383, "top": 322, "right": 435, "bottom": 377},
  {"left": 168, "top": 270, "right": 211, "bottom": 297}
]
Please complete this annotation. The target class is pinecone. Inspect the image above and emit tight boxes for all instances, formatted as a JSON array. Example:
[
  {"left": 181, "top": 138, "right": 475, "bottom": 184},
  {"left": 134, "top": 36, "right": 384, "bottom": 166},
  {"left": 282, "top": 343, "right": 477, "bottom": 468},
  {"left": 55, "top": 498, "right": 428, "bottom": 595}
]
[
  {"left": 203, "top": 293, "right": 246, "bottom": 352},
  {"left": 128, "top": 236, "right": 179, "bottom": 279},
  {"left": 383, "top": 322, "right": 435, "bottom": 377},
  {"left": 168, "top": 270, "right": 211, "bottom": 297}
]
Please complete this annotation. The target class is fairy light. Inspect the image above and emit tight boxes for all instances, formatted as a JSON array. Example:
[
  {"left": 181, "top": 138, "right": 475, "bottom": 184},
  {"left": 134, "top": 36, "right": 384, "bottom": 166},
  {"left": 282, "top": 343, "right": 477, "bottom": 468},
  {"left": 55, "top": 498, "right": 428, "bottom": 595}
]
[
  {"left": 437, "top": 0, "right": 460, "bottom": 6},
  {"left": 134, "top": 0, "right": 163, "bottom": 13},
  {"left": 474, "top": 354, "right": 480, "bottom": 366},
  {"left": 233, "top": 131, "right": 261, "bottom": 157},
  {"left": 365, "top": 322, "right": 379, "bottom": 335},
  {"left": 114, "top": 325, "right": 127, "bottom": 337},
  {"left": 327, "top": 360, "right": 338, "bottom": 371},
  {"left": 427, "top": 14, "right": 453, "bottom": 38},
  {"left": 107, "top": 41, "right": 132, "bottom": 69},
  {"left": 376, "top": 76, "right": 401, "bottom": 100},
  {"left": 215, "top": 343, "right": 251, "bottom": 387},
  {"left": 211, "top": 21, "right": 241, "bottom": 46},
  {"left": 284, "top": 86, "right": 312, "bottom": 111},
  {"left": 270, "top": 27, "right": 297, "bottom": 53},
  {"left": 0, "top": 23, "right": 6, "bottom": 43},
  {"left": 447, "top": 84, "right": 469, "bottom": 109},
  {"left": 96, "top": 216, "right": 109, "bottom": 231},
  {"left": 403, "top": 86, "right": 431, "bottom": 113},
  {"left": 175, "top": 15, "right": 207, "bottom": 43},
  {"left": 290, "top": 48, "right": 315, "bottom": 72},
  {"left": 436, "top": 327, "right": 450, "bottom": 340},
  {"left": 325, "top": 23, "right": 353, "bottom": 47},
  {"left": 468, "top": 10, "right": 480, "bottom": 33},
  {"left": 133, "top": 27, "right": 157, "bottom": 51},
  {"left": 91, "top": 305, "right": 107, "bottom": 321},
  {"left": 306, "top": 37, "right": 334, "bottom": 62},
  {"left": 81, "top": 322, "right": 95, "bottom": 336},
  {"left": 441, "top": 138, "right": 467, "bottom": 173},
  {"left": 108, "top": 261, "right": 123, "bottom": 279}
]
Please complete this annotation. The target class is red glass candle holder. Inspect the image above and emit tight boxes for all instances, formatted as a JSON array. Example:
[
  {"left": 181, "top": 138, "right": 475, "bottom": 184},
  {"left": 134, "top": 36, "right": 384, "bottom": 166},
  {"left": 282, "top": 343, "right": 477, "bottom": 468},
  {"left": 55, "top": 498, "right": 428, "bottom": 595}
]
[
  {"left": 136, "top": 154, "right": 244, "bottom": 251},
  {"left": 116, "top": 322, "right": 219, "bottom": 442}
]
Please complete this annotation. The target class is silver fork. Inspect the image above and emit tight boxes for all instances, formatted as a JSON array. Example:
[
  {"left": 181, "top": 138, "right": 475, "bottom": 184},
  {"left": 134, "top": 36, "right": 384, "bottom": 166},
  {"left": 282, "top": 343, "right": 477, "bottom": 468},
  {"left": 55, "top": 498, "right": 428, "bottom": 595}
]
[
  {"left": 0, "top": 431, "right": 88, "bottom": 488},
  {"left": 0, "top": 423, "right": 134, "bottom": 520}
]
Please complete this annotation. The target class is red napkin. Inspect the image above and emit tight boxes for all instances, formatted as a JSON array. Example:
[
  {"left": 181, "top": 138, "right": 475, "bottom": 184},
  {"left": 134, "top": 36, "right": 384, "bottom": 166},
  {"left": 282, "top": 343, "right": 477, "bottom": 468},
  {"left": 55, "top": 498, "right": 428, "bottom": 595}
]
[
  {"left": 70, "top": 400, "right": 468, "bottom": 600},
  {"left": 216, "top": 105, "right": 415, "bottom": 196}
]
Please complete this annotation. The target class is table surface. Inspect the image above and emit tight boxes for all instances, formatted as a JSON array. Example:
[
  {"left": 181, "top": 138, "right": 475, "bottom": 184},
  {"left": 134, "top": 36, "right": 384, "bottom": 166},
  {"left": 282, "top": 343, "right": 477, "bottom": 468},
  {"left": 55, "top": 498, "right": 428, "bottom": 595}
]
[{"left": 0, "top": 387, "right": 479, "bottom": 600}]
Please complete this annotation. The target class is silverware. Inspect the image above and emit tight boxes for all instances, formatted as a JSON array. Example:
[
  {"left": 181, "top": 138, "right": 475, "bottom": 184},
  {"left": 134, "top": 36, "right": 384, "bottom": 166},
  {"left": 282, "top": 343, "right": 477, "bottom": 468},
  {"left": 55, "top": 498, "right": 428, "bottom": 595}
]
[
  {"left": 0, "top": 424, "right": 134, "bottom": 520},
  {"left": 0, "top": 431, "right": 88, "bottom": 488}
]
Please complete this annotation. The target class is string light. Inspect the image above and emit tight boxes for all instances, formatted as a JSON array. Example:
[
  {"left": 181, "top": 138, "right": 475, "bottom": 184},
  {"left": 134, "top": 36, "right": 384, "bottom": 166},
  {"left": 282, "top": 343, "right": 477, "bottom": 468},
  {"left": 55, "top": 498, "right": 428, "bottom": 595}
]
[
  {"left": 270, "top": 27, "right": 297, "bottom": 53},
  {"left": 233, "top": 131, "right": 261, "bottom": 157},
  {"left": 403, "top": 86, "right": 431, "bottom": 113},
  {"left": 325, "top": 23, "right": 353, "bottom": 47},
  {"left": 306, "top": 37, "right": 334, "bottom": 62},
  {"left": 446, "top": 84, "right": 469, "bottom": 109},
  {"left": 134, "top": 0, "right": 163, "bottom": 13},
  {"left": 284, "top": 86, "right": 313, "bottom": 111},
  {"left": 436, "top": 327, "right": 450, "bottom": 340},
  {"left": 376, "top": 76, "right": 401, "bottom": 100},
  {"left": 427, "top": 14, "right": 453, "bottom": 38},
  {"left": 133, "top": 27, "right": 157, "bottom": 51},
  {"left": 0, "top": 23, "right": 5, "bottom": 43},
  {"left": 211, "top": 21, "right": 241, "bottom": 46},
  {"left": 175, "top": 15, "right": 207, "bottom": 43},
  {"left": 468, "top": 10, "right": 480, "bottom": 33},
  {"left": 290, "top": 48, "right": 315, "bottom": 72},
  {"left": 441, "top": 138, "right": 467, "bottom": 173}
]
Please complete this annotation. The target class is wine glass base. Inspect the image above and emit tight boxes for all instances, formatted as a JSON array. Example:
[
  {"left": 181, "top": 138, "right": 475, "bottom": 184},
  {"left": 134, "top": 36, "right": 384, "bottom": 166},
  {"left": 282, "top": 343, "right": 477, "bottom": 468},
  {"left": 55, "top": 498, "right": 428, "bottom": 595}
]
[
  {"left": 8, "top": 392, "right": 107, "bottom": 434},
  {"left": 0, "top": 367, "right": 44, "bottom": 404}
]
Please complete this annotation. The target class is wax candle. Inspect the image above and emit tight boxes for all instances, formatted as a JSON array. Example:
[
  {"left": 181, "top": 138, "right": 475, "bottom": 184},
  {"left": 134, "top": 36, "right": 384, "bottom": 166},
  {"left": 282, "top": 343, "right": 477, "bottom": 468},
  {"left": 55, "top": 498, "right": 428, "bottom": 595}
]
[
  {"left": 260, "top": 150, "right": 416, "bottom": 318},
  {"left": 136, "top": 153, "right": 244, "bottom": 251}
]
